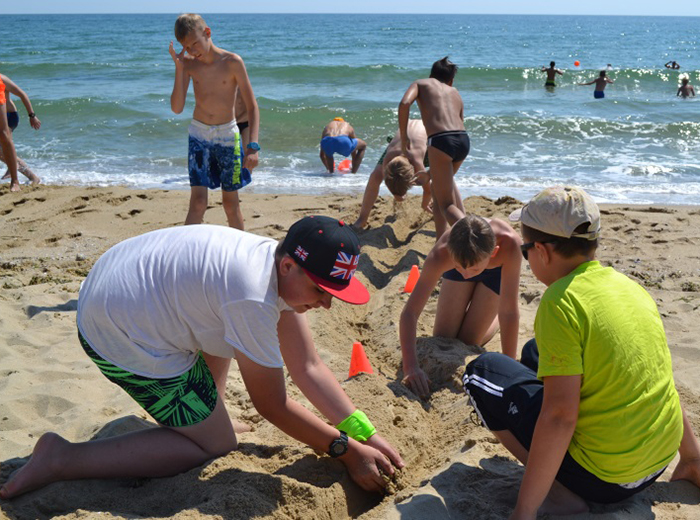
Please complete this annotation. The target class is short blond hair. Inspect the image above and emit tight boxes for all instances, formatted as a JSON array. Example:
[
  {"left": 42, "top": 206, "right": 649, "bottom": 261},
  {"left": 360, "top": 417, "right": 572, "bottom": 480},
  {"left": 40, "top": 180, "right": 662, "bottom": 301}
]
[
  {"left": 384, "top": 156, "right": 416, "bottom": 197},
  {"left": 174, "top": 13, "right": 207, "bottom": 41}
]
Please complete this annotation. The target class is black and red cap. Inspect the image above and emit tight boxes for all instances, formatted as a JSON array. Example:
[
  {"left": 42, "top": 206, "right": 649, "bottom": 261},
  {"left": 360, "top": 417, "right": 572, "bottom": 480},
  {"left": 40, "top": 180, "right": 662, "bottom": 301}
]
[{"left": 282, "top": 216, "right": 370, "bottom": 305}]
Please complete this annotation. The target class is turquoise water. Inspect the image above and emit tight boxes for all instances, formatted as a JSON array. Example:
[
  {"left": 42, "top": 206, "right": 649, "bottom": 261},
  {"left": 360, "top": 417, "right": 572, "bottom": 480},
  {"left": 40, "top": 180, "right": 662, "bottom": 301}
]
[{"left": 2, "top": 13, "right": 699, "bottom": 203}]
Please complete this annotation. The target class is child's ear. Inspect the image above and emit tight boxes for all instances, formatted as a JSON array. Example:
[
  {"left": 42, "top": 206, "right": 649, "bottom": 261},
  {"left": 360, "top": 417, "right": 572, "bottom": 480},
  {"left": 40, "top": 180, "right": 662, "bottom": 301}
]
[
  {"left": 534, "top": 242, "right": 551, "bottom": 264},
  {"left": 490, "top": 245, "right": 500, "bottom": 258},
  {"left": 204, "top": 27, "right": 212, "bottom": 38},
  {"left": 278, "top": 256, "right": 295, "bottom": 277}
]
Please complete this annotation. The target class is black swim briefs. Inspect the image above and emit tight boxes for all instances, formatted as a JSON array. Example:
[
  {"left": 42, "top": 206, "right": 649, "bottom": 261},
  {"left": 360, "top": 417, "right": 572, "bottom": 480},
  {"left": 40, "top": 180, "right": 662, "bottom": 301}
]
[{"left": 427, "top": 130, "right": 470, "bottom": 162}]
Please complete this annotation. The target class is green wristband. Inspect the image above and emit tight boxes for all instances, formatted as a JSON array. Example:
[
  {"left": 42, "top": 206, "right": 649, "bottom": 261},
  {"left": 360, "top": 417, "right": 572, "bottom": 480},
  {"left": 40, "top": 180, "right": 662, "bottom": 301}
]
[{"left": 336, "top": 410, "right": 377, "bottom": 442}]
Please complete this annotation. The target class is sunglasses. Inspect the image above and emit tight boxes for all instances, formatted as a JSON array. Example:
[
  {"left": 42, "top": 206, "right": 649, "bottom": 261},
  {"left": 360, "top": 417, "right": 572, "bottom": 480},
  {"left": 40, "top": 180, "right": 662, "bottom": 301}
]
[{"left": 520, "top": 240, "right": 559, "bottom": 260}]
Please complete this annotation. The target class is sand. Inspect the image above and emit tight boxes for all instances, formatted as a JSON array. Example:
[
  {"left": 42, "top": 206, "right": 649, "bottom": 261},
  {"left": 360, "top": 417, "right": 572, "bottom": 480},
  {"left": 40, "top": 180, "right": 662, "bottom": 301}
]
[{"left": 1, "top": 184, "right": 699, "bottom": 519}]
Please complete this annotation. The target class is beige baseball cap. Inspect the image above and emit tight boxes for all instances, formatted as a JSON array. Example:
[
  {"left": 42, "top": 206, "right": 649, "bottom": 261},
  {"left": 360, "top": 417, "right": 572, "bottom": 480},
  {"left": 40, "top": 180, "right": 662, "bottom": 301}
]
[{"left": 509, "top": 186, "right": 600, "bottom": 240}]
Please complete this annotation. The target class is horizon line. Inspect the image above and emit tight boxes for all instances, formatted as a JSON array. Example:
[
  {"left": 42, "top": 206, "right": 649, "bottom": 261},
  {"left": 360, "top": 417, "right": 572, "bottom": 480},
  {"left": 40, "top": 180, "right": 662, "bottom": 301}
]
[{"left": 4, "top": 12, "right": 700, "bottom": 17}]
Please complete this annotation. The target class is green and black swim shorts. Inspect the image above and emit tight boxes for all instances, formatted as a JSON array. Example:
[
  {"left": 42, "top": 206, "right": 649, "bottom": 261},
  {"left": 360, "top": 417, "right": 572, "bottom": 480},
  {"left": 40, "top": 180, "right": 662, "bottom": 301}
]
[{"left": 79, "top": 331, "right": 218, "bottom": 428}]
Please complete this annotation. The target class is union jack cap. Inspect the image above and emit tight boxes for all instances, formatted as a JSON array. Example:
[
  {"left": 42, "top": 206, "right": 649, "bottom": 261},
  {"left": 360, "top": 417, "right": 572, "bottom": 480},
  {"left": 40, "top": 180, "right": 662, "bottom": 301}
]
[{"left": 281, "top": 216, "right": 369, "bottom": 305}]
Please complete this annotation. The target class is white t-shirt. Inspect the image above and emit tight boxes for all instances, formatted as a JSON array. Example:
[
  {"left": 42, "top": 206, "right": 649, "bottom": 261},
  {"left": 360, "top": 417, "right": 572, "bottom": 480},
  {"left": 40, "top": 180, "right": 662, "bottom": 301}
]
[{"left": 77, "top": 225, "right": 291, "bottom": 378}]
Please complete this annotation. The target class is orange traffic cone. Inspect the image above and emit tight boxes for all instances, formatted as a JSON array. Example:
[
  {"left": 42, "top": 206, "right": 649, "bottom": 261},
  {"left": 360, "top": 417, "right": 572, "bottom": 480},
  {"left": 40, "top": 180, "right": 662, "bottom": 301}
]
[
  {"left": 403, "top": 265, "right": 420, "bottom": 293},
  {"left": 349, "top": 341, "right": 374, "bottom": 377}
]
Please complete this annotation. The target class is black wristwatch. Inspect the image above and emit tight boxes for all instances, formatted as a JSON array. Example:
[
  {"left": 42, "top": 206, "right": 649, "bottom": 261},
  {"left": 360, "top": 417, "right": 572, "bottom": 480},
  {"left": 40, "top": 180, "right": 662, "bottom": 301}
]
[
  {"left": 328, "top": 431, "right": 348, "bottom": 458},
  {"left": 28, "top": 112, "right": 36, "bottom": 119}
]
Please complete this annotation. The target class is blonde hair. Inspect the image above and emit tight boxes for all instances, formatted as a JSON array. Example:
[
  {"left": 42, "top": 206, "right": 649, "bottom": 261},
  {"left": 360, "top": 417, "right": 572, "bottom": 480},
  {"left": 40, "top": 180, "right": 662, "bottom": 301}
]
[
  {"left": 174, "top": 13, "right": 207, "bottom": 41},
  {"left": 384, "top": 156, "right": 416, "bottom": 197}
]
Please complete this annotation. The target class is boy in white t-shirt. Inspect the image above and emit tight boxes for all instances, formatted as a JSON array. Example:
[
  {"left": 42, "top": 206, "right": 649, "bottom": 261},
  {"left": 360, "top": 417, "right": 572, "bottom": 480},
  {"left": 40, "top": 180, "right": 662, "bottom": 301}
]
[{"left": 1, "top": 216, "right": 404, "bottom": 499}]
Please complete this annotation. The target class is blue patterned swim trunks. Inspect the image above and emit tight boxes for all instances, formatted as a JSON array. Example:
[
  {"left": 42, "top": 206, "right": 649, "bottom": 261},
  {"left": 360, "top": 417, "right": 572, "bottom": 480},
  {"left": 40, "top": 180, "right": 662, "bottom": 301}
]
[{"left": 188, "top": 119, "right": 251, "bottom": 191}]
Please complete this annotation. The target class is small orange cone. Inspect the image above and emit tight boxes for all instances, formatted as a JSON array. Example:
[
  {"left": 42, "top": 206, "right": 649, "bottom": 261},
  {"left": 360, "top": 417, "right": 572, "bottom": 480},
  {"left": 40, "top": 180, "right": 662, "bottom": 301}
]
[
  {"left": 403, "top": 265, "right": 420, "bottom": 293},
  {"left": 338, "top": 158, "right": 352, "bottom": 172},
  {"left": 349, "top": 341, "right": 374, "bottom": 377}
]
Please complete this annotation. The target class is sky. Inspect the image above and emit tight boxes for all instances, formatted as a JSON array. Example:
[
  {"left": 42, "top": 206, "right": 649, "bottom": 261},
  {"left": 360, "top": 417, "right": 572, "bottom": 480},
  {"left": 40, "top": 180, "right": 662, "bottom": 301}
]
[{"left": 4, "top": 0, "right": 700, "bottom": 16}]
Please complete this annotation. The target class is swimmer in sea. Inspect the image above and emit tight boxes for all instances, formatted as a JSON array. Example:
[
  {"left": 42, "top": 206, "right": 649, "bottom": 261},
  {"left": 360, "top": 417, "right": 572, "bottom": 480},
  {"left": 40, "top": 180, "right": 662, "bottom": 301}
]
[{"left": 541, "top": 61, "right": 563, "bottom": 88}]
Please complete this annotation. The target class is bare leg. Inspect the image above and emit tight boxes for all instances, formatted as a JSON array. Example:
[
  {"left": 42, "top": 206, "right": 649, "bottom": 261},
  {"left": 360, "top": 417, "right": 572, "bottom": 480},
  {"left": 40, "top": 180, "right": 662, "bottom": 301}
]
[
  {"left": 353, "top": 164, "right": 383, "bottom": 229},
  {"left": 0, "top": 112, "right": 19, "bottom": 191},
  {"left": 493, "top": 430, "right": 589, "bottom": 516},
  {"left": 427, "top": 147, "right": 465, "bottom": 228},
  {"left": 457, "top": 283, "right": 500, "bottom": 347},
  {"left": 0, "top": 395, "right": 237, "bottom": 499},
  {"left": 432, "top": 190, "right": 448, "bottom": 239},
  {"left": 351, "top": 139, "right": 366, "bottom": 173},
  {"left": 320, "top": 150, "right": 334, "bottom": 173},
  {"left": 222, "top": 190, "right": 244, "bottom": 230},
  {"left": 202, "top": 352, "right": 251, "bottom": 434},
  {"left": 433, "top": 279, "right": 476, "bottom": 338},
  {"left": 185, "top": 186, "right": 208, "bottom": 225},
  {"left": 671, "top": 407, "right": 700, "bottom": 487}
]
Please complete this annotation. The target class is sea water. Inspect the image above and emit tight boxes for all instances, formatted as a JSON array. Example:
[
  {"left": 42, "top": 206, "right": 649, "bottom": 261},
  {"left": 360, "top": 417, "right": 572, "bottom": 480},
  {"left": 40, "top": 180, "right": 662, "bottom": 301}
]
[{"left": 2, "top": 13, "right": 699, "bottom": 204}]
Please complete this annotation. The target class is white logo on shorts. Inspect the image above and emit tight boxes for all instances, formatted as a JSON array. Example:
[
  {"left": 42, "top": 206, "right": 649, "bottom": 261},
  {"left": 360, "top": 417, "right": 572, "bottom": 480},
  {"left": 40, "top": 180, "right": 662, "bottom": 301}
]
[{"left": 508, "top": 402, "right": 519, "bottom": 415}]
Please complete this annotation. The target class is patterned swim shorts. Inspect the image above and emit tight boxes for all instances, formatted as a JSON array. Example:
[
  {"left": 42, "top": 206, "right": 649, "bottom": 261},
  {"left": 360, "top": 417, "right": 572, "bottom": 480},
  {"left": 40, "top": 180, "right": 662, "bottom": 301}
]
[
  {"left": 79, "top": 331, "right": 218, "bottom": 428},
  {"left": 188, "top": 119, "right": 251, "bottom": 192}
]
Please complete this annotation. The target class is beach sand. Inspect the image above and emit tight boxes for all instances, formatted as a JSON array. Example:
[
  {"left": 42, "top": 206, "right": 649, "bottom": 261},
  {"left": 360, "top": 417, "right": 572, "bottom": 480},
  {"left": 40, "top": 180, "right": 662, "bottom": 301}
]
[{"left": 1, "top": 184, "right": 699, "bottom": 519}]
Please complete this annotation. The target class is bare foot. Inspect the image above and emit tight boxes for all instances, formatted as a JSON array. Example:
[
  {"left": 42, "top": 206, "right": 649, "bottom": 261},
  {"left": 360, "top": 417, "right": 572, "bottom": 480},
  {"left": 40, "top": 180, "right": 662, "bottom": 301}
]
[
  {"left": 671, "top": 457, "right": 700, "bottom": 488},
  {"left": 539, "top": 480, "right": 589, "bottom": 516},
  {"left": 28, "top": 175, "right": 41, "bottom": 186},
  {"left": 0, "top": 432, "right": 69, "bottom": 499},
  {"left": 1, "top": 169, "right": 8, "bottom": 180},
  {"left": 10, "top": 181, "right": 21, "bottom": 192},
  {"left": 233, "top": 420, "right": 252, "bottom": 434}
]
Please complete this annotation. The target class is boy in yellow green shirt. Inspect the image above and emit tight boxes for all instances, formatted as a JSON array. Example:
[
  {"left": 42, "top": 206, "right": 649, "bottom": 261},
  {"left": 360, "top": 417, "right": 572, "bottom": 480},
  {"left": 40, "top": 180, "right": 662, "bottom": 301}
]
[{"left": 463, "top": 186, "right": 700, "bottom": 519}]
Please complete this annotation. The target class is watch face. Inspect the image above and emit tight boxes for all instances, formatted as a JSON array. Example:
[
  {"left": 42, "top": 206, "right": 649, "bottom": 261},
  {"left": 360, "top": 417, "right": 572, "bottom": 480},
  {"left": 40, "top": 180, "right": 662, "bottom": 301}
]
[
  {"left": 247, "top": 142, "right": 260, "bottom": 151},
  {"left": 332, "top": 442, "right": 346, "bottom": 455}
]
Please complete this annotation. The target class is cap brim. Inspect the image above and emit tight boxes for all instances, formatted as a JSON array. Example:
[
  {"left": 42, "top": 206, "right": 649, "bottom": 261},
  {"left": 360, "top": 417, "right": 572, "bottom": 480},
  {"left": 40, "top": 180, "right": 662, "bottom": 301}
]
[
  {"left": 304, "top": 270, "right": 370, "bottom": 305},
  {"left": 508, "top": 207, "right": 524, "bottom": 222}
]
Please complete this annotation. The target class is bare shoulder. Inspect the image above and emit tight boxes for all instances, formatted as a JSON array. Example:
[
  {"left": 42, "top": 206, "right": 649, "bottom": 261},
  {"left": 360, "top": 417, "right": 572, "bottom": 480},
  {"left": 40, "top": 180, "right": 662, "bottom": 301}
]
[
  {"left": 220, "top": 50, "right": 247, "bottom": 70},
  {"left": 491, "top": 218, "right": 522, "bottom": 247}
]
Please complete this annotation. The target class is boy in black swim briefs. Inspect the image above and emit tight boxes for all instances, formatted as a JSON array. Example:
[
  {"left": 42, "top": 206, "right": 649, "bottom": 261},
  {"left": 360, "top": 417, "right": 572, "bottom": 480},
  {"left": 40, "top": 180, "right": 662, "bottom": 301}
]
[
  {"left": 399, "top": 214, "right": 523, "bottom": 397},
  {"left": 398, "top": 56, "right": 470, "bottom": 238}
]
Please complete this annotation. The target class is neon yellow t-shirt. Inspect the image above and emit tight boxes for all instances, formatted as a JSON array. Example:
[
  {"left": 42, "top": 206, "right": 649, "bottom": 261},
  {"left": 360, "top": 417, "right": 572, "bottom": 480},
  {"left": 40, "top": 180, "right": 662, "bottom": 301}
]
[{"left": 535, "top": 261, "right": 682, "bottom": 483}]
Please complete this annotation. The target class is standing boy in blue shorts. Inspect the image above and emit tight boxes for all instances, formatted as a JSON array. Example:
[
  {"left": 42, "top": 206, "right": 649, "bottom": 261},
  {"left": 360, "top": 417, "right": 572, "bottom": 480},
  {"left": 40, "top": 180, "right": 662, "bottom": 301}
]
[
  {"left": 463, "top": 186, "right": 700, "bottom": 519},
  {"left": 399, "top": 57, "right": 469, "bottom": 239},
  {"left": 169, "top": 13, "right": 260, "bottom": 230},
  {"left": 319, "top": 117, "right": 366, "bottom": 173},
  {"left": 0, "top": 216, "right": 404, "bottom": 499}
]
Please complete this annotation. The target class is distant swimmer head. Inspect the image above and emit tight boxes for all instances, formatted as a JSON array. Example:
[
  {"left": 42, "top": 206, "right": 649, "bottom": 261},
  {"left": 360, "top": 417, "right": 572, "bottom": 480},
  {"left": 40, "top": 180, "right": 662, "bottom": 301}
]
[
  {"left": 574, "top": 60, "right": 580, "bottom": 67},
  {"left": 384, "top": 156, "right": 415, "bottom": 200},
  {"left": 599, "top": 70, "right": 606, "bottom": 77},
  {"left": 430, "top": 56, "right": 458, "bottom": 85},
  {"left": 333, "top": 117, "right": 345, "bottom": 122},
  {"left": 550, "top": 61, "right": 556, "bottom": 67}
]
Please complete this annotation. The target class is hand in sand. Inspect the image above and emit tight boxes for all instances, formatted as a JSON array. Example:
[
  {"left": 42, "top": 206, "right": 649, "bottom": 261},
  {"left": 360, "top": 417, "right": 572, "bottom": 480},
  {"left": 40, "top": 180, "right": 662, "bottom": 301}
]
[
  {"left": 402, "top": 366, "right": 431, "bottom": 397},
  {"left": 343, "top": 441, "right": 395, "bottom": 492},
  {"left": 364, "top": 433, "right": 405, "bottom": 471}
]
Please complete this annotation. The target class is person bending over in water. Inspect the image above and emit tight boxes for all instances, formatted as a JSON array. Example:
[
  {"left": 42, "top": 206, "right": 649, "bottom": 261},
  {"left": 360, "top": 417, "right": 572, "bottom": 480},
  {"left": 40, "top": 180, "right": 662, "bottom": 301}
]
[{"left": 319, "top": 118, "right": 366, "bottom": 174}]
